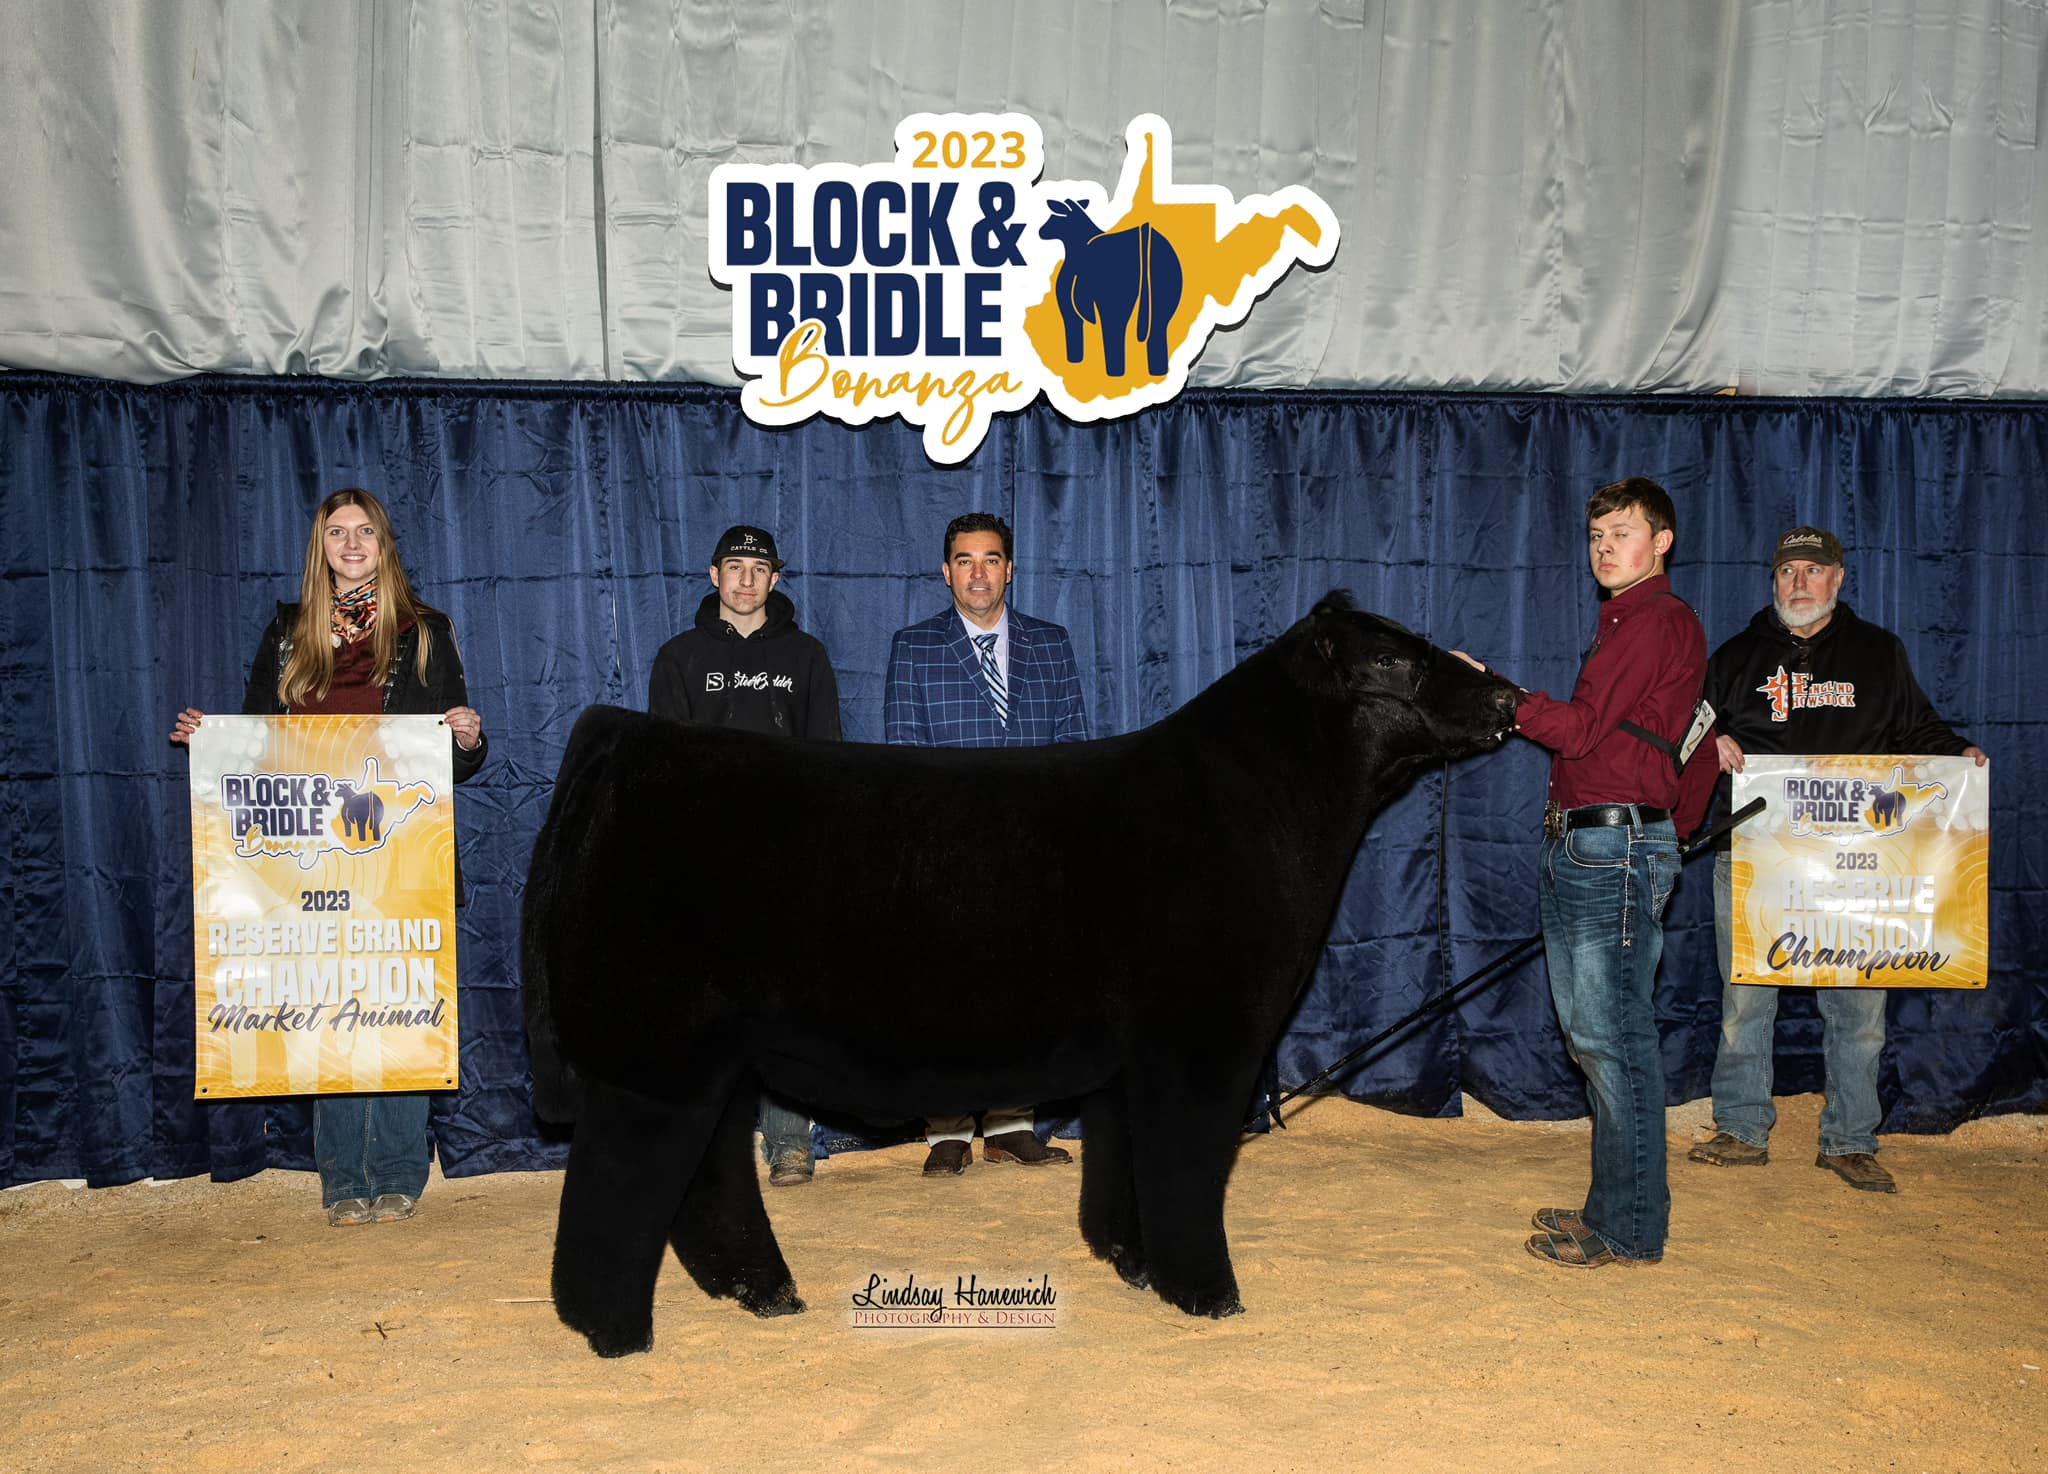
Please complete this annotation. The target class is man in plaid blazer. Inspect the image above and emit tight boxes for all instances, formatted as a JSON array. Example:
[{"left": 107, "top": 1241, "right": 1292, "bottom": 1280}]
[{"left": 884, "top": 511, "right": 1087, "bottom": 1175}]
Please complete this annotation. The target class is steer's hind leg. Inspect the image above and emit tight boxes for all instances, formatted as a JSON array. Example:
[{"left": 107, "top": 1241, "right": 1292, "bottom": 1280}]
[
  {"left": 1125, "top": 1072, "right": 1252, "bottom": 1319},
  {"left": 551, "top": 1073, "right": 727, "bottom": 1357},
  {"left": 1079, "top": 1084, "right": 1148, "bottom": 1290},
  {"left": 669, "top": 1077, "right": 805, "bottom": 1318}
]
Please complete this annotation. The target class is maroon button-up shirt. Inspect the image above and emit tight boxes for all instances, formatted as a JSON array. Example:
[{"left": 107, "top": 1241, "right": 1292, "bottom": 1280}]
[{"left": 1514, "top": 574, "right": 1712, "bottom": 836}]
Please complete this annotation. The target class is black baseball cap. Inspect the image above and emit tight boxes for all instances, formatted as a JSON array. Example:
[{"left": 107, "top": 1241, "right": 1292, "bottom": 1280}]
[
  {"left": 711, "top": 525, "right": 784, "bottom": 570},
  {"left": 1772, "top": 525, "right": 1844, "bottom": 571}
]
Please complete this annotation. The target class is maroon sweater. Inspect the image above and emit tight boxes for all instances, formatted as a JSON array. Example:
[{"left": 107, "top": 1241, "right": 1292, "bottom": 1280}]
[
  {"left": 290, "top": 627, "right": 389, "bottom": 716},
  {"left": 1513, "top": 574, "right": 1713, "bottom": 837}
]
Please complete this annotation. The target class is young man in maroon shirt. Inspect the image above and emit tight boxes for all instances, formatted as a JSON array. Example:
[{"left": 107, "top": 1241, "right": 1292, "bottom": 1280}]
[{"left": 1470, "top": 477, "right": 1714, "bottom": 1267}]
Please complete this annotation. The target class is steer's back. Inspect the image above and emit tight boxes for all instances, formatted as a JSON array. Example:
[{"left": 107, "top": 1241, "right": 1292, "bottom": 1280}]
[{"left": 524, "top": 705, "right": 1167, "bottom": 1117}]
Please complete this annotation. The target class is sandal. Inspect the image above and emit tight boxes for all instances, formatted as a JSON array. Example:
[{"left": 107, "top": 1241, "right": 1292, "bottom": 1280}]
[
  {"left": 1526, "top": 1227, "right": 1618, "bottom": 1268},
  {"left": 1530, "top": 1207, "right": 1584, "bottom": 1235},
  {"left": 1525, "top": 1209, "right": 1665, "bottom": 1267},
  {"left": 1525, "top": 1223, "right": 1662, "bottom": 1268}
]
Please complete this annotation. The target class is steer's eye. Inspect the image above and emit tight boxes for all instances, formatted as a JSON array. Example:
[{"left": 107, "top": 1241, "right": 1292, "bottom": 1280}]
[{"left": 1373, "top": 653, "right": 1401, "bottom": 670}]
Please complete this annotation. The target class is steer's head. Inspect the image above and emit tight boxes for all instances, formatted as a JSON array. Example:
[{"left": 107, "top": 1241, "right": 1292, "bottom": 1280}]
[{"left": 1304, "top": 593, "right": 1519, "bottom": 770}]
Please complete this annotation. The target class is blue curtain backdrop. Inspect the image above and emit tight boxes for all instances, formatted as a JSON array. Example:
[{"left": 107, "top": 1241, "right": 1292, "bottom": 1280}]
[{"left": 2, "top": 373, "right": 2041, "bottom": 1188}]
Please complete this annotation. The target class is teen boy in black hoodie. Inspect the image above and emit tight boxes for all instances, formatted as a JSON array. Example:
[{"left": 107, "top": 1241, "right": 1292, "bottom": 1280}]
[
  {"left": 649, "top": 525, "right": 842, "bottom": 1182},
  {"left": 649, "top": 525, "right": 841, "bottom": 741}
]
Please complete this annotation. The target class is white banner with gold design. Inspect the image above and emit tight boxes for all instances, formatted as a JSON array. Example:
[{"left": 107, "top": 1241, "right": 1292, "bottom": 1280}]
[
  {"left": 188, "top": 715, "right": 458, "bottom": 1097},
  {"left": 1730, "top": 755, "right": 1988, "bottom": 989}
]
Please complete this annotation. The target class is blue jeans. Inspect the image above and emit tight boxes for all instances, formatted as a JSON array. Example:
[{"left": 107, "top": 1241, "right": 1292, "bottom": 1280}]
[
  {"left": 759, "top": 1093, "right": 813, "bottom": 1163},
  {"left": 1711, "top": 850, "right": 1886, "bottom": 1156},
  {"left": 1539, "top": 815, "right": 1679, "bottom": 1260},
  {"left": 314, "top": 1093, "right": 431, "bottom": 1205}
]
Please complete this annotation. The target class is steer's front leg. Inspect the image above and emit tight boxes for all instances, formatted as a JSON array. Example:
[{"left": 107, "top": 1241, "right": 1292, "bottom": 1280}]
[{"left": 1123, "top": 1067, "right": 1251, "bottom": 1318}]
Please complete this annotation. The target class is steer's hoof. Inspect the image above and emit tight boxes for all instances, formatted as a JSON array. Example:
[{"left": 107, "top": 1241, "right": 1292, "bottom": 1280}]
[
  {"left": 580, "top": 1321, "right": 655, "bottom": 1358},
  {"left": 1162, "top": 1283, "right": 1245, "bottom": 1319},
  {"left": 1083, "top": 1232, "right": 1150, "bottom": 1289},
  {"left": 739, "top": 1283, "right": 807, "bottom": 1318},
  {"left": 1110, "top": 1247, "right": 1151, "bottom": 1291}
]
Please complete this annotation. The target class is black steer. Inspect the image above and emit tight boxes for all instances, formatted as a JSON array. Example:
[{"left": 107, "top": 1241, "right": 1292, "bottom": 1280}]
[{"left": 521, "top": 594, "right": 1517, "bottom": 1356}]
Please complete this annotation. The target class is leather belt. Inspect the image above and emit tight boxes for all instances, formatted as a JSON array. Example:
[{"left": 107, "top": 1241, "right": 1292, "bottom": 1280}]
[{"left": 1543, "top": 802, "right": 1671, "bottom": 840}]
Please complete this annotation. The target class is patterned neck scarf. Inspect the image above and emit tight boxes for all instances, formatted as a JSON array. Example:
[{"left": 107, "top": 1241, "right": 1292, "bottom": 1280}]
[{"left": 330, "top": 575, "right": 380, "bottom": 648}]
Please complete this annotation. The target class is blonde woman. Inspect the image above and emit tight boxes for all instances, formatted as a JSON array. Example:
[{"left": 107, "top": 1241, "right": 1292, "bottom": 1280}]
[{"left": 172, "top": 488, "right": 486, "bottom": 1226}]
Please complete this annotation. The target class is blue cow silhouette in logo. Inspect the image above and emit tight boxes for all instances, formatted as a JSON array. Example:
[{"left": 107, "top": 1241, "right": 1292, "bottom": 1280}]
[
  {"left": 1869, "top": 786, "right": 1906, "bottom": 829},
  {"left": 334, "top": 781, "right": 385, "bottom": 843},
  {"left": 1039, "top": 199, "right": 1184, "bottom": 378}
]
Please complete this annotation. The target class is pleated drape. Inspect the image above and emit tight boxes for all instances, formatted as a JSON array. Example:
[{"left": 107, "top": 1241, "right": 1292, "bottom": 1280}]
[{"left": 1, "top": 374, "right": 2040, "bottom": 1186}]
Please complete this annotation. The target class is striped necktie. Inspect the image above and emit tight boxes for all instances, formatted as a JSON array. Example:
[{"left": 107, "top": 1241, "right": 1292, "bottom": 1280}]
[{"left": 973, "top": 631, "right": 1009, "bottom": 725}]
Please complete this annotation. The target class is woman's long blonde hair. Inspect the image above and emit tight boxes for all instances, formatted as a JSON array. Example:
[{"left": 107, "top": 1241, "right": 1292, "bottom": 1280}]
[{"left": 277, "top": 488, "right": 437, "bottom": 706}]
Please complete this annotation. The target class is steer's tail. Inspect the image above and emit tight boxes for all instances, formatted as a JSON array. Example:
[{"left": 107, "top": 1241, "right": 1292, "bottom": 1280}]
[
  {"left": 520, "top": 815, "right": 582, "bottom": 1123},
  {"left": 520, "top": 708, "right": 630, "bottom": 1123}
]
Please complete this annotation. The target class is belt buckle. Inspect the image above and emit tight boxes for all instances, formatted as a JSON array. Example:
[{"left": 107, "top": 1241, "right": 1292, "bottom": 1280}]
[{"left": 1543, "top": 800, "right": 1564, "bottom": 840}]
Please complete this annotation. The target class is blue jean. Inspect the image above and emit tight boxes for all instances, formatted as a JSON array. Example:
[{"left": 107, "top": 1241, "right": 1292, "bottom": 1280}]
[
  {"left": 314, "top": 1092, "right": 431, "bottom": 1205},
  {"left": 759, "top": 1093, "right": 813, "bottom": 1163},
  {"left": 1711, "top": 850, "right": 1886, "bottom": 1156},
  {"left": 1539, "top": 815, "right": 1679, "bottom": 1260}
]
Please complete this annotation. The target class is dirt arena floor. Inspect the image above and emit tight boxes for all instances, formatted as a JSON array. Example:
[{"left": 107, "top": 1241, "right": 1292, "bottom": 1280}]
[{"left": 2, "top": 1094, "right": 2041, "bottom": 1474}]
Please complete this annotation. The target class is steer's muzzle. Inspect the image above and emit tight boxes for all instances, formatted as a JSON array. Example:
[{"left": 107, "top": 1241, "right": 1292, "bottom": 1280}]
[{"left": 1435, "top": 663, "right": 1522, "bottom": 752}]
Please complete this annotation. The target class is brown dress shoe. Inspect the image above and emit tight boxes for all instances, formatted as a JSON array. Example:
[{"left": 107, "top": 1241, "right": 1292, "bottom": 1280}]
[
  {"left": 922, "top": 1139, "right": 972, "bottom": 1176},
  {"left": 981, "top": 1130, "right": 1072, "bottom": 1166}
]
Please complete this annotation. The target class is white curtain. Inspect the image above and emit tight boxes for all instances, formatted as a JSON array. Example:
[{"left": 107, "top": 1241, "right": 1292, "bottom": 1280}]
[
  {"left": 0, "top": 0, "right": 600, "bottom": 381},
  {"left": 1726, "top": 0, "right": 2048, "bottom": 394},
  {"left": 2, "top": 0, "right": 2043, "bottom": 395}
]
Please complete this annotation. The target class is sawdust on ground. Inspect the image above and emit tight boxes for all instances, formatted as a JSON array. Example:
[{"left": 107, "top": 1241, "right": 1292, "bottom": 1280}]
[{"left": 2, "top": 1094, "right": 2041, "bottom": 1474}]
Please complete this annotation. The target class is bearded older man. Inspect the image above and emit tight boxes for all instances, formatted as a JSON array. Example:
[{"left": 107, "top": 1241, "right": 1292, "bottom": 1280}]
[{"left": 1691, "top": 526, "right": 1987, "bottom": 1194}]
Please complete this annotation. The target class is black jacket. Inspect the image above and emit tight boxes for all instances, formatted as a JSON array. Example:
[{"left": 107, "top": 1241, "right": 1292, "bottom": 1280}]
[
  {"left": 242, "top": 601, "right": 487, "bottom": 896},
  {"left": 1706, "top": 601, "right": 1970, "bottom": 758},
  {"left": 647, "top": 590, "right": 841, "bottom": 740}
]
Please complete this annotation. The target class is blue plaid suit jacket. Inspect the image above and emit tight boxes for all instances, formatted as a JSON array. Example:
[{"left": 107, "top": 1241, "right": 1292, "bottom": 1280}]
[{"left": 883, "top": 608, "right": 1088, "bottom": 748}]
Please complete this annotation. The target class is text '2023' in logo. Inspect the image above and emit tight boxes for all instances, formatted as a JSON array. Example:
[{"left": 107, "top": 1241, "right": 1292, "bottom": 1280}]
[{"left": 710, "top": 114, "right": 1340, "bottom": 464}]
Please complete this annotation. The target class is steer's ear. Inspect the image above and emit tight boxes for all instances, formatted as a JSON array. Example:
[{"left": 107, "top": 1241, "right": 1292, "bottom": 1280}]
[{"left": 1308, "top": 592, "right": 1362, "bottom": 677}]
